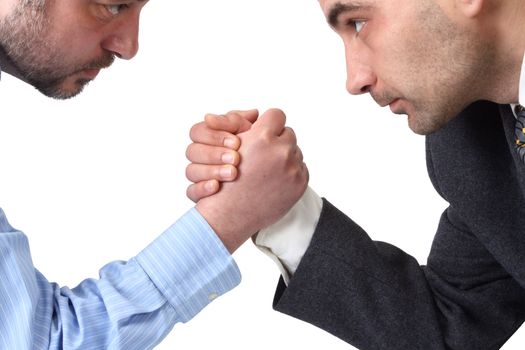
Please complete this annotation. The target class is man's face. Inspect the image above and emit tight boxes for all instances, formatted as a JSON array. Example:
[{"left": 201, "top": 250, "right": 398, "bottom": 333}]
[
  {"left": 319, "top": 0, "right": 494, "bottom": 135},
  {"left": 0, "top": 0, "right": 148, "bottom": 99}
]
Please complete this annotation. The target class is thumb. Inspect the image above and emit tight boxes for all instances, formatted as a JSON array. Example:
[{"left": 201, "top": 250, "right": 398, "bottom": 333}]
[
  {"left": 234, "top": 109, "right": 259, "bottom": 124},
  {"left": 253, "top": 108, "right": 287, "bottom": 135}
]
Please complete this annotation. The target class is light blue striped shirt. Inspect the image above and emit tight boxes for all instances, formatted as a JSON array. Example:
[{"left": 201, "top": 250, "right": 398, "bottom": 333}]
[{"left": 0, "top": 207, "right": 241, "bottom": 349}]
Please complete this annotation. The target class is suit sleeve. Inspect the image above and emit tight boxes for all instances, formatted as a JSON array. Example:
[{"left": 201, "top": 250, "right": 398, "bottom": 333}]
[{"left": 272, "top": 199, "right": 525, "bottom": 350}]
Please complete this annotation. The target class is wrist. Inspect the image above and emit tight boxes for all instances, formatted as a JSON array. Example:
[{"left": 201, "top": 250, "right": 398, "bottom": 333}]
[{"left": 195, "top": 202, "right": 247, "bottom": 254}]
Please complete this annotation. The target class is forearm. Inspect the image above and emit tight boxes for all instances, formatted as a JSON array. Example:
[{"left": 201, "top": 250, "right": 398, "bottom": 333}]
[
  {"left": 273, "top": 201, "right": 525, "bottom": 350},
  {"left": 37, "top": 260, "right": 178, "bottom": 350},
  {"left": 0, "top": 208, "right": 240, "bottom": 349}
]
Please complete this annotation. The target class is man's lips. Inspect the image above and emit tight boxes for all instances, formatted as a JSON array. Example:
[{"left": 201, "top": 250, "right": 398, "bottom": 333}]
[
  {"left": 388, "top": 98, "right": 400, "bottom": 108},
  {"left": 374, "top": 95, "right": 403, "bottom": 113},
  {"left": 370, "top": 92, "right": 405, "bottom": 113},
  {"left": 374, "top": 98, "right": 399, "bottom": 108},
  {"left": 81, "top": 68, "right": 101, "bottom": 79},
  {"left": 389, "top": 98, "right": 406, "bottom": 114},
  {"left": 371, "top": 92, "right": 399, "bottom": 108}
]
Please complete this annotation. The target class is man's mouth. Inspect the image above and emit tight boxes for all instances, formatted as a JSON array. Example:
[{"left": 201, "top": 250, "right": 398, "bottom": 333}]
[
  {"left": 388, "top": 98, "right": 400, "bottom": 108},
  {"left": 81, "top": 68, "right": 101, "bottom": 79}
]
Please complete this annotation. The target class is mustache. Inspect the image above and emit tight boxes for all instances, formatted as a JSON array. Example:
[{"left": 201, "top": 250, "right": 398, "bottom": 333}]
[
  {"left": 369, "top": 89, "right": 398, "bottom": 107},
  {"left": 28, "top": 52, "right": 116, "bottom": 94},
  {"left": 75, "top": 52, "right": 116, "bottom": 73}
]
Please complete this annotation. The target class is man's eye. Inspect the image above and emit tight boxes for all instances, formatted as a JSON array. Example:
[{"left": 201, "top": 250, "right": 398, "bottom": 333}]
[
  {"left": 355, "top": 20, "right": 365, "bottom": 33},
  {"left": 106, "top": 4, "right": 129, "bottom": 16},
  {"left": 347, "top": 20, "right": 366, "bottom": 34}
]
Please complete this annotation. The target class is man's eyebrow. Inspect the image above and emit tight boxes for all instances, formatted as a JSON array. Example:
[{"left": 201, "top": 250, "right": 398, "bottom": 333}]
[{"left": 327, "top": 3, "right": 369, "bottom": 28}]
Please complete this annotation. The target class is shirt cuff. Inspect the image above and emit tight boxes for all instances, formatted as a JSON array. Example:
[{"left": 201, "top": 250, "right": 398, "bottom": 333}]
[
  {"left": 255, "top": 187, "right": 323, "bottom": 285},
  {"left": 135, "top": 208, "right": 241, "bottom": 323}
]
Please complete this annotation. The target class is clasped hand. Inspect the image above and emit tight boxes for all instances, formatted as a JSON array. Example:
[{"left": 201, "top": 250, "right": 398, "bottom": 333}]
[{"left": 186, "top": 109, "right": 309, "bottom": 253}]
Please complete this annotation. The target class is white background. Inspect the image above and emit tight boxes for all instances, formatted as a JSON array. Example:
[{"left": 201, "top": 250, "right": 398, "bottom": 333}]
[{"left": 0, "top": 0, "right": 524, "bottom": 348}]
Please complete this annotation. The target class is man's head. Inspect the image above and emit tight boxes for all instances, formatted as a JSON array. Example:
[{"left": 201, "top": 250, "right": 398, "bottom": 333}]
[
  {"left": 319, "top": 0, "right": 525, "bottom": 135},
  {"left": 0, "top": 0, "right": 148, "bottom": 99}
]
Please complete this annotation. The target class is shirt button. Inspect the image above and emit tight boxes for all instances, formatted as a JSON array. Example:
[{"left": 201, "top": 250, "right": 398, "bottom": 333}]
[{"left": 208, "top": 293, "right": 218, "bottom": 301}]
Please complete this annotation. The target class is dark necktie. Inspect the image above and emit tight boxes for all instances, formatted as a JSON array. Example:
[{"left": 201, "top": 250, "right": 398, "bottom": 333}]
[{"left": 515, "top": 104, "right": 525, "bottom": 162}]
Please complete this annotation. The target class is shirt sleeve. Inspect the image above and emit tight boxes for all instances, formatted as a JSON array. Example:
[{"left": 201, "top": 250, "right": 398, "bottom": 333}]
[
  {"left": 0, "top": 207, "right": 240, "bottom": 350},
  {"left": 254, "top": 187, "right": 323, "bottom": 285}
]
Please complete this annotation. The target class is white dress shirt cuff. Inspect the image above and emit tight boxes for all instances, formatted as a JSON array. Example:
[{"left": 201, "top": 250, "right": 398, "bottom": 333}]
[{"left": 255, "top": 187, "right": 323, "bottom": 285}]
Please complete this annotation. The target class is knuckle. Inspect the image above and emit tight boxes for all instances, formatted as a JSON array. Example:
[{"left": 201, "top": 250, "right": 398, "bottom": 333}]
[
  {"left": 189, "top": 122, "right": 204, "bottom": 140},
  {"left": 185, "top": 164, "right": 193, "bottom": 179},
  {"left": 295, "top": 147, "right": 303, "bottom": 159},
  {"left": 269, "top": 145, "right": 294, "bottom": 166},
  {"left": 258, "top": 126, "right": 275, "bottom": 141},
  {"left": 225, "top": 111, "right": 238, "bottom": 119},
  {"left": 284, "top": 144, "right": 297, "bottom": 158},
  {"left": 266, "top": 108, "right": 285, "bottom": 117},
  {"left": 283, "top": 128, "right": 297, "bottom": 143},
  {"left": 185, "top": 144, "right": 194, "bottom": 160},
  {"left": 186, "top": 186, "right": 196, "bottom": 200},
  {"left": 289, "top": 159, "right": 308, "bottom": 179},
  {"left": 210, "top": 131, "right": 222, "bottom": 145},
  {"left": 305, "top": 167, "right": 310, "bottom": 183},
  {"left": 218, "top": 133, "right": 229, "bottom": 147},
  {"left": 225, "top": 112, "right": 243, "bottom": 132},
  {"left": 213, "top": 165, "right": 222, "bottom": 178}
]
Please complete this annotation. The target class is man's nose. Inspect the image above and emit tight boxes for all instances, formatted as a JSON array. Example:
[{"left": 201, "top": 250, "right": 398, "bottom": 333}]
[
  {"left": 345, "top": 46, "right": 376, "bottom": 95},
  {"left": 101, "top": 13, "right": 140, "bottom": 60}
]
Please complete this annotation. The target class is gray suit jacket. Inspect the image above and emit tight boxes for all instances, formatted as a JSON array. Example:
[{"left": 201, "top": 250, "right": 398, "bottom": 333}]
[{"left": 273, "top": 101, "right": 525, "bottom": 349}]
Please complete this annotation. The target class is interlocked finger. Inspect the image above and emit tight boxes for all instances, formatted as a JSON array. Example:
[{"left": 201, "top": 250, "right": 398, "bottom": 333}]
[
  {"left": 187, "top": 180, "right": 220, "bottom": 203},
  {"left": 190, "top": 121, "right": 240, "bottom": 149},
  {"left": 186, "top": 143, "right": 240, "bottom": 165},
  {"left": 186, "top": 163, "right": 238, "bottom": 183}
]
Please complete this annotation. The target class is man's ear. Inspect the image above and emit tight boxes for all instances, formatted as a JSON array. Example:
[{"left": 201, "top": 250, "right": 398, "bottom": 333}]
[{"left": 456, "top": 0, "right": 484, "bottom": 18}]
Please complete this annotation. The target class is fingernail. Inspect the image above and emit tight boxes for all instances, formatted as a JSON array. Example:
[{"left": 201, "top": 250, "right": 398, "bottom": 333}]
[
  {"left": 205, "top": 180, "right": 216, "bottom": 192},
  {"left": 221, "top": 152, "right": 234, "bottom": 164},
  {"left": 224, "top": 137, "right": 236, "bottom": 149},
  {"left": 220, "top": 166, "right": 233, "bottom": 179}
]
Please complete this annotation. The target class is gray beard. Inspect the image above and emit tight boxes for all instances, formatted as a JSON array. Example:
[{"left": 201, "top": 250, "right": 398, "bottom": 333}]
[
  {"left": 0, "top": 4, "right": 61, "bottom": 84},
  {"left": 0, "top": 43, "right": 26, "bottom": 81},
  {"left": 0, "top": 3, "right": 106, "bottom": 99}
]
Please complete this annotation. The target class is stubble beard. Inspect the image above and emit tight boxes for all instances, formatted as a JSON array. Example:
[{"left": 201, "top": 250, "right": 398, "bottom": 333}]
[
  {"left": 0, "top": 1, "right": 114, "bottom": 99},
  {"left": 394, "top": 1, "right": 495, "bottom": 136}
]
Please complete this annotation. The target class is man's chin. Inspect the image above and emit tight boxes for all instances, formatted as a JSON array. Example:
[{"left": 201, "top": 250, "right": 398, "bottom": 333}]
[
  {"left": 389, "top": 105, "right": 427, "bottom": 135},
  {"left": 407, "top": 120, "right": 429, "bottom": 135},
  {"left": 35, "top": 78, "right": 91, "bottom": 100},
  {"left": 407, "top": 112, "right": 451, "bottom": 136}
]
